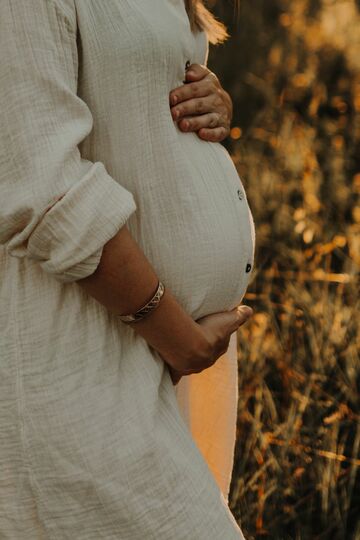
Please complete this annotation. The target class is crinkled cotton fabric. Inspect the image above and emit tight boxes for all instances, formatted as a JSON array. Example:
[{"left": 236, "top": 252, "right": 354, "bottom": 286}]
[{"left": 0, "top": 1, "right": 255, "bottom": 538}]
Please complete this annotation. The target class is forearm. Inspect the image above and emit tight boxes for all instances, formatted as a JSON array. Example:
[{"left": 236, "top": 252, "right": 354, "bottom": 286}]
[{"left": 76, "top": 224, "right": 203, "bottom": 365}]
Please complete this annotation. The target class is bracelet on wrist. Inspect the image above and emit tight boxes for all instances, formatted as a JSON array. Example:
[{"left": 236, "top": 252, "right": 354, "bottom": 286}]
[{"left": 117, "top": 280, "right": 165, "bottom": 324}]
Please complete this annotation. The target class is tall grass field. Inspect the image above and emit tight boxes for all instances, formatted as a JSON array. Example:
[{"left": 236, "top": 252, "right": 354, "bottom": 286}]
[{"left": 209, "top": 0, "right": 360, "bottom": 537}]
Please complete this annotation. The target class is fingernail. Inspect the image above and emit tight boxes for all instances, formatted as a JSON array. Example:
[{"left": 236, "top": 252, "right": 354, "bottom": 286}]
[
  {"left": 171, "top": 95, "right": 178, "bottom": 105},
  {"left": 186, "top": 70, "right": 195, "bottom": 76},
  {"left": 238, "top": 305, "right": 253, "bottom": 318},
  {"left": 182, "top": 120, "right": 189, "bottom": 130}
]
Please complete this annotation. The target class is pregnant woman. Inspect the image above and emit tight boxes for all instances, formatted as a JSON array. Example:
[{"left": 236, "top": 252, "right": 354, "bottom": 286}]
[{"left": 0, "top": 1, "right": 256, "bottom": 538}]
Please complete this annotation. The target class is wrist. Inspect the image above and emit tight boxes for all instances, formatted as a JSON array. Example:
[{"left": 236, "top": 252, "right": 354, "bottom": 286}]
[
  {"left": 126, "top": 288, "right": 206, "bottom": 371},
  {"left": 159, "top": 320, "right": 212, "bottom": 374},
  {"left": 118, "top": 280, "right": 165, "bottom": 323}
]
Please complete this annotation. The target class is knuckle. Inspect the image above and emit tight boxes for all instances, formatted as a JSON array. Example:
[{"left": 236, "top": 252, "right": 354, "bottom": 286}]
[
  {"left": 209, "top": 114, "right": 218, "bottom": 127},
  {"left": 214, "top": 95, "right": 224, "bottom": 107},
  {"left": 191, "top": 83, "right": 199, "bottom": 97},
  {"left": 205, "top": 81, "right": 214, "bottom": 94},
  {"left": 209, "top": 72, "right": 219, "bottom": 84},
  {"left": 195, "top": 99, "right": 204, "bottom": 112}
]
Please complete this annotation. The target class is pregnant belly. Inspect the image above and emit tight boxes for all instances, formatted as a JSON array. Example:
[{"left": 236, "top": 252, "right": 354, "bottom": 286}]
[{"left": 135, "top": 133, "right": 256, "bottom": 321}]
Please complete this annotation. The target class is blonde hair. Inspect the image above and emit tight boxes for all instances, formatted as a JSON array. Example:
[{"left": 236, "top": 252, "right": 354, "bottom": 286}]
[{"left": 185, "top": 0, "right": 230, "bottom": 44}]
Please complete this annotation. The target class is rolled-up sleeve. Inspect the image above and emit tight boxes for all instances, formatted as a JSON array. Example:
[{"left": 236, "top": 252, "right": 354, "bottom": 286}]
[{"left": 0, "top": 0, "right": 137, "bottom": 283}]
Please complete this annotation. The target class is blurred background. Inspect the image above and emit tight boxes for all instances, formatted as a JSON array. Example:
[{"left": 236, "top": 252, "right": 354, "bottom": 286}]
[{"left": 207, "top": 1, "right": 360, "bottom": 538}]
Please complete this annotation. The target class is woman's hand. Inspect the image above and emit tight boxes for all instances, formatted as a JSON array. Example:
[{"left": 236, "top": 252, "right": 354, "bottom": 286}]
[
  {"left": 164, "top": 304, "right": 253, "bottom": 386},
  {"left": 169, "top": 63, "right": 233, "bottom": 143}
]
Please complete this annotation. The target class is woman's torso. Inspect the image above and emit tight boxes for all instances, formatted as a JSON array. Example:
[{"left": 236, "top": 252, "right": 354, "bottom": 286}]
[
  {"left": 0, "top": 4, "right": 253, "bottom": 536},
  {"left": 75, "top": 0, "right": 256, "bottom": 320}
]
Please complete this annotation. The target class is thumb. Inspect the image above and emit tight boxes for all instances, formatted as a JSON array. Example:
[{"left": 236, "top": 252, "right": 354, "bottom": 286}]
[
  {"left": 221, "top": 304, "right": 254, "bottom": 335},
  {"left": 236, "top": 305, "right": 253, "bottom": 320}
]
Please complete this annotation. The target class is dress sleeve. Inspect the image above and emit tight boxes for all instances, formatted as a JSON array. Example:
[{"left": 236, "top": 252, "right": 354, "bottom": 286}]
[{"left": 0, "top": 0, "right": 137, "bottom": 283}]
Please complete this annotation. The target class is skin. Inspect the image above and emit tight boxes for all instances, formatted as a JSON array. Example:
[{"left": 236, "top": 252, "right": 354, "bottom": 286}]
[
  {"left": 169, "top": 63, "right": 233, "bottom": 142},
  {"left": 166, "top": 64, "right": 237, "bottom": 385},
  {"left": 77, "top": 225, "right": 253, "bottom": 387},
  {"left": 47, "top": 70, "right": 242, "bottom": 388},
  {"left": 78, "top": 69, "right": 246, "bottom": 387}
]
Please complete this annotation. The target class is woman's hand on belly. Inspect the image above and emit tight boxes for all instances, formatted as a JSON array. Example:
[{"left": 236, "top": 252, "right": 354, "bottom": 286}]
[
  {"left": 164, "top": 305, "right": 253, "bottom": 385},
  {"left": 169, "top": 63, "right": 233, "bottom": 142}
]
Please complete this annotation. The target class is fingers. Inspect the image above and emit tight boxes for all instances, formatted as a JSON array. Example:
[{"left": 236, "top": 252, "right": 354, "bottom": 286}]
[
  {"left": 171, "top": 94, "right": 223, "bottom": 121},
  {"left": 225, "top": 305, "right": 253, "bottom": 335},
  {"left": 177, "top": 113, "right": 230, "bottom": 143},
  {"left": 235, "top": 305, "right": 253, "bottom": 326},
  {"left": 177, "top": 305, "right": 254, "bottom": 377},
  {"left": 169, "top": 79, "right": 213, "bottom": 107},
  {"left": 184, "top": 63, "right": 212, "bottom": 82},
  {"left": 177, "top": 112, "right": 220, "bottom": 132},
  {"left": 168, "top": 64, "right": 232, "bottom": 144},
  {"left": 197, "top": 126, "right": 230, "bottom": 142}
]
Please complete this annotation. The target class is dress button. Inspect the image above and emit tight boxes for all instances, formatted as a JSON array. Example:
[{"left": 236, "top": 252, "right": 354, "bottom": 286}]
[
  {"left": 183, "top": 61, "right": 191, "bottom": 83},
  {"left": 237, "top": 189, "right": 243, "bottom": 200},
  {"left": 246, "top": 263, "right": 252, "bottom": 273}
]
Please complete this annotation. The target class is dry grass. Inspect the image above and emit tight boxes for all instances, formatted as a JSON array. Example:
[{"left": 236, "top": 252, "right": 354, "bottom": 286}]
[{"left": 209, "top": 0, "right": 360, "bottom": 537}]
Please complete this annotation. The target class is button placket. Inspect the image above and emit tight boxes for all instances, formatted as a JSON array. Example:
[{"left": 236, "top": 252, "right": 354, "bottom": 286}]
[{"left": 236, "top": 187, "right": 253, "bottom": 275}]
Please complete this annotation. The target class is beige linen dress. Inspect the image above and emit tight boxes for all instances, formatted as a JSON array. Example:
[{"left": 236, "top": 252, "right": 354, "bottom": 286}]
[{"left": 0, "top": 1, "right": 256, "bottom": 538}]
